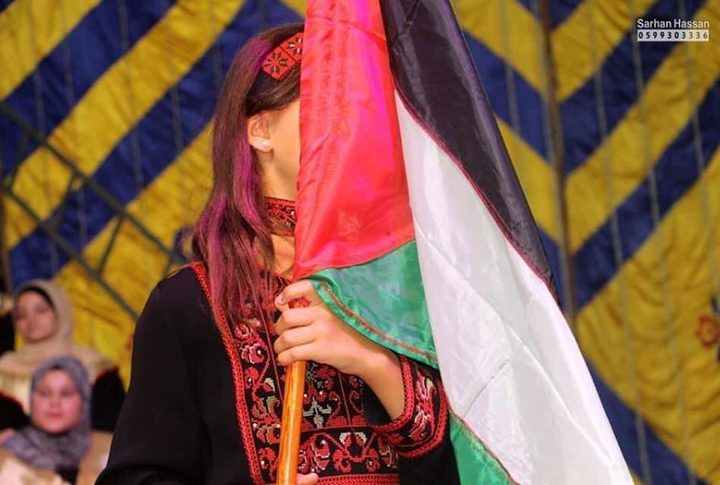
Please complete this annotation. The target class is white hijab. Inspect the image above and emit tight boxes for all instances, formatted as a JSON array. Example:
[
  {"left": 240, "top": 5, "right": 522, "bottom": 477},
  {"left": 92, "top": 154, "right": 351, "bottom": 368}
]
[{"left": 0, "top": 280, "right": 111, "bottom": 381}]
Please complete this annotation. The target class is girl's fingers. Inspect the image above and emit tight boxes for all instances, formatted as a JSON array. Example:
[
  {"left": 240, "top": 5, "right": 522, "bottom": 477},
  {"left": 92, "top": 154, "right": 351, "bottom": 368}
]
[
  {"left": 275, "top": 280, "right": 322, "bottom": 309},
  {"left": 273, "top": 326, "right": 316, "bottom": 355},
  {"left": 274, "top": 306, "right": 320, "bottom": 334},
  {"left": 276, "top": 342, "right": 316, "bottom": 366}
]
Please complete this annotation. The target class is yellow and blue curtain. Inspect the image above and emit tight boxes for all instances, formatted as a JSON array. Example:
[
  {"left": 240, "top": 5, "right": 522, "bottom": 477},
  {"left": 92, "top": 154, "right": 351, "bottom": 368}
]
[{"left": 0, "top": 0, "right": 718, "bottom": 482}]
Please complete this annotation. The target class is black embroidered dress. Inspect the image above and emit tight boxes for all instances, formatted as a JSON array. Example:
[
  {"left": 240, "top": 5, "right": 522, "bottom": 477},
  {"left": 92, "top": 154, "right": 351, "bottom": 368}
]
[{"left": 98, "top": 200, "right": 459, "bottom": 484}]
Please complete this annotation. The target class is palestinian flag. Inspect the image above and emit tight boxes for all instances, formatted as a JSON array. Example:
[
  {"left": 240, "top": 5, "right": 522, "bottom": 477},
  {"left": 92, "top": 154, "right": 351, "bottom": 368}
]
[{"left": 295, "top": 1, "right": 632, "bottom": 483}]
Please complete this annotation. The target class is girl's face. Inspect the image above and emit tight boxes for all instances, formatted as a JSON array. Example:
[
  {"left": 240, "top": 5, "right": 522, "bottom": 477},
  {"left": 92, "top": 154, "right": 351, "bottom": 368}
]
[
  {"left": 268, "top": 99, "right": 301, "bottom": 192},
  {"left": 250, "top": 99, "right": 301, "bottom": 200},
  {"left": 31, "top": 369, "right": 83, "bottom": 434},
  {"left": 15, "top": 291, "right": 59, "bottom": 343}
]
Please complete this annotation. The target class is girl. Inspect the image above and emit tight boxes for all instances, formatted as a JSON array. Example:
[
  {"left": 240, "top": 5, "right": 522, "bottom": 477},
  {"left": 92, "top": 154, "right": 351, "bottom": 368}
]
[{"left": 99, "top": 23, "right": 458, "bottom": 485}]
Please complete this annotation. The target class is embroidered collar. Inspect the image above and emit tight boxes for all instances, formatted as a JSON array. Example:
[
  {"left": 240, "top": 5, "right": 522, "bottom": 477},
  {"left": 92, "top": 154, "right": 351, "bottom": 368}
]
[{"left": 265, "top": 197, "right": 296, "bottom": 235}]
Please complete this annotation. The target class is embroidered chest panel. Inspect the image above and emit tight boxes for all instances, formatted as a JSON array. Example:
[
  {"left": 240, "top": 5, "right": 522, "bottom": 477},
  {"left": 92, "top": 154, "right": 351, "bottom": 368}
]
[{"left": 192, "top": 265, "right": 399, "bottom": 484}]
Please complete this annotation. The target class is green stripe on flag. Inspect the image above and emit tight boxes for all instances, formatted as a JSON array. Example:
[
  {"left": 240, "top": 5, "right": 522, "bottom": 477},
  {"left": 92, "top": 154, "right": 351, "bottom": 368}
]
[
  {"left": 450, "top": 414, "right": 513, "bottom": 484},
  {"left": 310, "top": 241, "right": 438, "bottom": 367},
  {"left": 311, "top": 240, "right": 512, "bottom": 483}
]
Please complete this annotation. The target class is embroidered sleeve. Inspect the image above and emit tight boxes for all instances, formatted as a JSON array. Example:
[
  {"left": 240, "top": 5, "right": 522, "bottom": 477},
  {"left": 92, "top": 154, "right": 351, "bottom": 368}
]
[{"left": 363, "top": 355, "right": 449, "bottom": 459}]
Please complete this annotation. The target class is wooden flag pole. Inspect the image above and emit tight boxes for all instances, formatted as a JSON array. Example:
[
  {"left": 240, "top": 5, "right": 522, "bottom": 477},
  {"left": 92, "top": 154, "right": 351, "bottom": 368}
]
[
  {"left": 276, "top": 298, "right": 309, "bottom": 484},
  {"left": 276, "top": 360, "right": 306, "bottom": 484}
]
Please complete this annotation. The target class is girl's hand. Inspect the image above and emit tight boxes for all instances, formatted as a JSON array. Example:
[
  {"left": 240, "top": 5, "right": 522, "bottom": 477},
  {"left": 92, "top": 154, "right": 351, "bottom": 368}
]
[
  {"left": 273, "top": 280, "right": 396, "bottom": 380},
  {"left": 273, "top": 279, "right": 405, "bottom": 418}
]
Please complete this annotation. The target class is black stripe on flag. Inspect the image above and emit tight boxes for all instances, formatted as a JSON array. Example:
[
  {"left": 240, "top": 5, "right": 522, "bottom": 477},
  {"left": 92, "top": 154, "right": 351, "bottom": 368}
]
[{"left": 379, "top": 0, "right": 554, "bottom": 291}]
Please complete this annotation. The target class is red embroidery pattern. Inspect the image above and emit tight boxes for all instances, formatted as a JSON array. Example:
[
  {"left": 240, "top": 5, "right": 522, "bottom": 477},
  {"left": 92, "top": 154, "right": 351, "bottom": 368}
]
[
  {"left": 262, "top": 33, "right": 304, "bottom": 81},
  {"left": 190, "top": 263, "right": 402, "bottom": 484},
  {"left": 266, "top": 197, "right": 296, "bottom": 235},
  {"left": 191, "top": 262, "right": 264, "bottom": 484},
  {"left": 371, "top": 358, "right": 449, "bottom": 459}
]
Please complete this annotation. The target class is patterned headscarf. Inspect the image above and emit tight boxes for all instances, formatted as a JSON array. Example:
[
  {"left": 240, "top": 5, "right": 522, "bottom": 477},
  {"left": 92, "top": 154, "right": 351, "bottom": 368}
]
[{"left": 2, "top": 356, "right": 91, "bottom": 470}]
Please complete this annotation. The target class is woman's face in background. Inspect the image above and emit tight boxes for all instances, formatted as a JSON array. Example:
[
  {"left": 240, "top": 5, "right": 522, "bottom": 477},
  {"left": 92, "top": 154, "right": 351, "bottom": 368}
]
[
  {"left": 14, "top": 291, "right": 58, "bottom": 343},
  {"left": 31, "top": 369, "right": 83, "bottom": 434}
]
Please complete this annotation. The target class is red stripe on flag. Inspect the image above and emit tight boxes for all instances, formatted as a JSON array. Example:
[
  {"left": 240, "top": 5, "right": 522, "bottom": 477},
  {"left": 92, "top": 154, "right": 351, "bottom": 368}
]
[{"left": 294, "top": 0, "right": 414, "bottom": 279}]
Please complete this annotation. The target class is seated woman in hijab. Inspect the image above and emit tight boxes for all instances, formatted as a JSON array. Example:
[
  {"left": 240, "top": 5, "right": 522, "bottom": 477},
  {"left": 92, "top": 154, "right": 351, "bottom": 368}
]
[
  {"left": 0, "top": 280, "right": 124, "bottom": 432},
  {"left": 0, "top": 356, "right": 104, "bottom": 485}
]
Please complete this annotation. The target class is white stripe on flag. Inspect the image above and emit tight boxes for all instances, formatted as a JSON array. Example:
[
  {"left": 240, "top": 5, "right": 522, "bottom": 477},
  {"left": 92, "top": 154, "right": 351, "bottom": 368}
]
[{"left": 395, "top": 94, "right": 632, "bottom": 484}]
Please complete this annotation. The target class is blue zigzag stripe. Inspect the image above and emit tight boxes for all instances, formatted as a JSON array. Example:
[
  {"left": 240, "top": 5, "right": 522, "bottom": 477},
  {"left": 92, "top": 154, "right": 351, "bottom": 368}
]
[
  {"left": 574, "top": 81, "right": 720, "bottom": 310},
  {"left": 10, "top": 0, "right": 302, "bottom": 284},
  {"left": 591, "top": 367, "right": 709, "bottom": 484},
  {"left": 561, "top": 0, "right": 705, "bottom": 174},
  {"left": 1, "top": 0, "right": 176, "bottom": 176},
  {"left": 465, "top": 34, "right": 549, "bottom": 159}
]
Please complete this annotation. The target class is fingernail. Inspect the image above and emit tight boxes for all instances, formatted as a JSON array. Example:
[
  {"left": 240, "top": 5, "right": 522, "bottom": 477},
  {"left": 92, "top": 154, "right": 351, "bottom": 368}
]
[{"left": 276, "top": 294, "right": 286, "bottom": 305}]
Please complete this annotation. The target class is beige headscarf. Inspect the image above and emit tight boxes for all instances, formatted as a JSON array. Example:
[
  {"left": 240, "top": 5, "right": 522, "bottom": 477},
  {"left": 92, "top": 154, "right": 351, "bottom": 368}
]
[{"left": 0, "top": 280, "right": 112, "bottom": 381}]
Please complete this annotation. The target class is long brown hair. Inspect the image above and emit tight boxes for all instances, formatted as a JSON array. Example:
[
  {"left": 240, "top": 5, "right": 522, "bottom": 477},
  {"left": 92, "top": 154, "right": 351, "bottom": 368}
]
[{"left": 192, "top": 23, "right": 302, "bottom": 323}]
